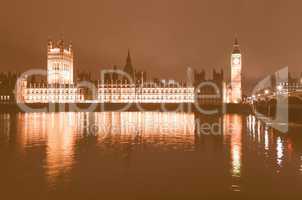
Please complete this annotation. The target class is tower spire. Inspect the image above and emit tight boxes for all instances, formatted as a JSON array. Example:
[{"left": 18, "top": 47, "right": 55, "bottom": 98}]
[
  {"left": 124, "top": 49, "right": 134, "bottom": 80},
  {"left": 126, "top": 49, "right": 132, "bottom": 65},
  {"left": 234, "top": 37, "right": 238, "bottom": 45},
  {"left": 232, "top": 37, "right": 241, "bottom": 54}
]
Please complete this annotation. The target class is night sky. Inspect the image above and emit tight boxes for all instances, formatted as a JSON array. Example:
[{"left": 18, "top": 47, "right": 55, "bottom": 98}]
[{"left": 0, "top": 0, "right": 301, "bottom": 91}]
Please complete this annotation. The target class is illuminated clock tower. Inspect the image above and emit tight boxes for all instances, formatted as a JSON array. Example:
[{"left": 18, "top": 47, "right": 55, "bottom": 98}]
[{"left": 230, "top": 38, "right": 242, "bottom": 103}]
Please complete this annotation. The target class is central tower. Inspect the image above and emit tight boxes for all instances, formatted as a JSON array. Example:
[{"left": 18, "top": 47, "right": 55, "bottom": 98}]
[
  {"left": 47, "top": 39, "right": 74, "bottom": 85},
  {"left": 123, "top": 50, "right": 134, "bottom": 80},
  {"left": 230, "top": 38, "right": 242, "bottom": 103}
]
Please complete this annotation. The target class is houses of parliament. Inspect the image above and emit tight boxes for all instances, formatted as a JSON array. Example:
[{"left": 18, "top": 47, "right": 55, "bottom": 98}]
[{"left": 0, "top": 38, "right": 246, "bottom": 105}]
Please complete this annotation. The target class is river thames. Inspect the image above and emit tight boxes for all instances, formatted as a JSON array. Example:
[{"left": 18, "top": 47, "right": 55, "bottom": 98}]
[{"left": 0, "top": 112, "right": 301, "bottom": 199}]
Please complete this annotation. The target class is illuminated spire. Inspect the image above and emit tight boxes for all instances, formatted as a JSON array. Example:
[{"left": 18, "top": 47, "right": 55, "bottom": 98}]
[
  {"left": 234, "top": 37, "right": 239, "bottom": 45},
  {"left": 232, "top": 37, "right": 241, "bottom": 54}
]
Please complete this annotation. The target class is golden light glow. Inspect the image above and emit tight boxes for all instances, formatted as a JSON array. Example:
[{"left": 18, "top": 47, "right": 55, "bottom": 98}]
[
  {"left": 276, "top": 137, "right": 284, "bottom": 168},
  {"left": 230, "top": 53, "right": 242, "bottom": 103},
  {"left": 97, "top": 84, "right": 195, "bottom": 103},
  {"left": 47, "top": 40, "right": 74, "bottom": 85},
  {"left": 224, "top": 114, "right": 242, "bottom": 177},
  {"left": 264, "top": 126, "right": 269, "bottom": 151},
  {"left": 300, "top": 156, "right": 302, "bottom": 174},
  {"left": 16, "top": 112, "right": 196, "bottom": 187},
  {"left": 17, "top": 40, "right": 196, "bottom": 104},
  {"left": 89, "top": 112, "right": 196, "bottom": 148}
]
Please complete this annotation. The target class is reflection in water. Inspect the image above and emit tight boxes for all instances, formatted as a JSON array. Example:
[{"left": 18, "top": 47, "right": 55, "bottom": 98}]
[
  {"left": 0, "top": 113, "right": 10, "bottom": 144},
  {"left": 246, "top": 115, "right": 301, "bottom": 174},
  {"left": 46, "top": 113, "right": 77, "bottom": 185},
  {"left": 17, "top": 113, "right": 77, "bottom": 186},
  {"left": 15, "top": 112, "right": 196, "bottom": 186},
  {"left": 97, "top": 112, "right": 194, "bottom": 143},
  {"left": 223, "top": 114, "right": 242, "bottom": 192},
  {"left": 89, "top": 112, "right": 195, "bottom": 135},
  {"left": 1, "top": 112, "right": 302, "bottom": 198},
  {"left": 300, "top": 156, "right": 302, "bottom": 174},
  {"left": 224, "top": 115, "right": 242, "bottom": 178},
  {"left": 81, "top": 112, "right": 197, "bottom": 150},
  {"left": 276, "top": 137, "right": 284, "bottom": 169},
  {"left": 264, "top": 126, "right": 269, "bottom": 151}
]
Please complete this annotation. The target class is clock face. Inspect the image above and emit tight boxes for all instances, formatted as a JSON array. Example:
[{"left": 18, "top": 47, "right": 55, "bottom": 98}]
[{"left": 233, "top": 57, "right": 240, "bottom": 65}]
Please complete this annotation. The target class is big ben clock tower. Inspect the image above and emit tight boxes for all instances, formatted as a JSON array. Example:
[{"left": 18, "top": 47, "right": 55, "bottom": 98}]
[{"left": 230, "top": 37, "right": 242, "bottom": 103}]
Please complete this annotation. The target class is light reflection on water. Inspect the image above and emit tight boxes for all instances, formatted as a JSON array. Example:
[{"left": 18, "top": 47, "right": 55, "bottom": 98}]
[
  {"left": 15, "top": 112, "right": 196, "bottom": 187},
  {"left": 276, "top": 137, "right": 284, "bottom": 169},
  {"left": 0, "top": 113, "right": 10, "bottom": 144},
  {"left": 223, "top": 114, "right": 242, "bottom": 192},
  {"left": 0, "top": 112, "right": 302, "bottom": 199},
  {"left": 300, "top": 156, "right": 302, "bottom": 174},
  {"left": 264, "top": 126, "right": 269, "bottom": 151}
]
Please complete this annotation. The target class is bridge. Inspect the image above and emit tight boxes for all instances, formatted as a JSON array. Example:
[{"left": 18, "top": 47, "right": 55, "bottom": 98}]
[{"left": 247, "top": 88, "right": 302, "bottom": 124}]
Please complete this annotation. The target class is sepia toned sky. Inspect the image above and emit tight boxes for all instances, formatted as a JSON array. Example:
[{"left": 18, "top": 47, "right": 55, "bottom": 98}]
[{"left": 0, "top": 0, "right": 301, "bottom": 91}]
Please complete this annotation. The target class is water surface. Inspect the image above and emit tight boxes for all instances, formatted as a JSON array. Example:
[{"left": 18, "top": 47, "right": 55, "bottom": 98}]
[{"left": 0, "top": 112, "right": 301, "bottom": 199}]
